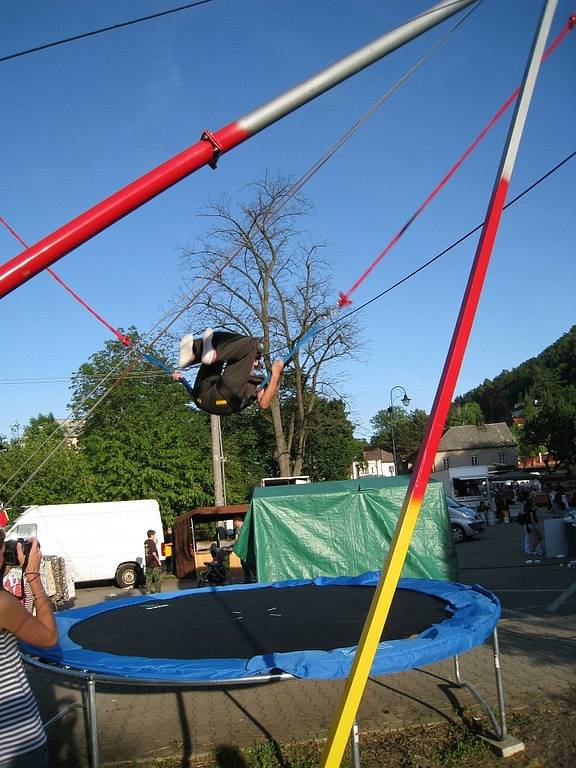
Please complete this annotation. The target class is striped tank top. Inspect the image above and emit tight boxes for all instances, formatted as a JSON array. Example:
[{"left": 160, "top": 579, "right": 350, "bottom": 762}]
[{"left": 0, "top": 629, "right": 47, "bottom": 762}]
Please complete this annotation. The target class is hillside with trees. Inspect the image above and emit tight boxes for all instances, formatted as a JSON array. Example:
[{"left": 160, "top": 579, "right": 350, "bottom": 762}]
[
  {"left": 455, "top": 326, "right": 576, "bottom": 472},
  {"left": 456, "top": 326, "right": 575, "bottom": 421},
  {"left": 368, "top": 327, "right": 575, "bottom": 475}
]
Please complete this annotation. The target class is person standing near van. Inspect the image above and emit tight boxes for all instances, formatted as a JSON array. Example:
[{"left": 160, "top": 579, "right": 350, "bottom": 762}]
[
  {"left": 163, "top": 527, "right": 174, "bottom": 575},
  {"left": 0, "top": 529, "right": 57, "bottom": 767},
  {"left": 232, "top": 516, "right": 256, "bottom": 584},
  {"left": 144, "top": 530, "right": 162, "bottom": 595}
]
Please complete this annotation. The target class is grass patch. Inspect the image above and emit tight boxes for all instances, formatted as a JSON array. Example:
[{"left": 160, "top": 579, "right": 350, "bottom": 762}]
[{"left": 117, "top": 687, "right": 576, "bottom": 768}]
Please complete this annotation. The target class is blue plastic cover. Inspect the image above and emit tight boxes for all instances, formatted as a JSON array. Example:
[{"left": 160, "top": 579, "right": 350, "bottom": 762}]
[{"left": 25, "top": 575, "right": 500, "bottom": 682}]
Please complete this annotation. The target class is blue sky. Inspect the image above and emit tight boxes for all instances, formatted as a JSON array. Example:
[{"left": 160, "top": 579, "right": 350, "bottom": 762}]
[{"left": 1, "top": 0, "right": 575, "bottom": 444}]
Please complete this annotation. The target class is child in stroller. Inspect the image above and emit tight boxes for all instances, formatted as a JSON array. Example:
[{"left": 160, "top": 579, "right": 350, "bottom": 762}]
[{"left": 198, "top": 543, "right": 230, "bottom": 587}]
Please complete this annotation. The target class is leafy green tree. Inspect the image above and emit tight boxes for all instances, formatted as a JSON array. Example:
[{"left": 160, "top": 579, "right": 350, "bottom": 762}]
[
  {"left": 512, "top": 399, "right": 540, "bottom": 465},
  {"left": 446, "top": 400, "right": 484, "bottom": 428},
  {"left": 514, "top": 353, "right": 575, "bottom": 473},
  {"left": 370, "top": 407, "right": 429, "bottom": 473},
  {"left": 522, "top": 395, "right": 576, "bottom": 473},
  {"left": 0, "top": 413, "right": 93, "bottom": 508},
  {"left": 220, "top": 388, "right": 362, "bottom": 492},
  {"left": 474, "top": 382, "right": 511, "bottom": 424},
  {"left": 440, "top": 326, "right": 575, "bottom": 471},
  {"left": 302, "top": 398, "right": 364, "bottom": 481},
  {"left": 220, "top": 408, "right": 277, "bottom": 501},
  {"left": 70, "top": 332, "right": 214, "bottom": 522},
  {"left": 537, "top": 325, "right": 576, "bottom": 386}
]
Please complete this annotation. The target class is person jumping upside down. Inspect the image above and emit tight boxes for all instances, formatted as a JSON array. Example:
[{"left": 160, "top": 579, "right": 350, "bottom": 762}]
[{"left": 172, "top": 328, "right": 284, "bottom": 415}]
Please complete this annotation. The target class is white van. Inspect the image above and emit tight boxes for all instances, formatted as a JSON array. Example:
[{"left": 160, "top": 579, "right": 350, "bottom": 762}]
[{"left": 5, "top": 499, "right": 164, "bottom": 588}]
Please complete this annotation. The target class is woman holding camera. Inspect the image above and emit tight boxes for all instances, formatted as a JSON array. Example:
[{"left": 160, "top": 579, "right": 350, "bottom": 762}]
[{"left": 0, "top": 529, "right": 57, "bottom": 767}]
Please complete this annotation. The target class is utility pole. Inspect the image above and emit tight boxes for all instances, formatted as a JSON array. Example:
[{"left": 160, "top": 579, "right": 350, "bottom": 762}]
[{"left": 210, "top": 415, "right": 226, "bottom": 507}]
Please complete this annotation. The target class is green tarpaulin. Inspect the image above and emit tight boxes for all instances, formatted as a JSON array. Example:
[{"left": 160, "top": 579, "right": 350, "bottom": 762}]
[{"left": 235, "top": 477, "right": 458, "bottom": 582}]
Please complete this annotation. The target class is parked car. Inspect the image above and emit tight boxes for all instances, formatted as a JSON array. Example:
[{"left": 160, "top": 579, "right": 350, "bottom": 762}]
[{"left": 446, "top": 495, "right": 486, "bottom": 544}]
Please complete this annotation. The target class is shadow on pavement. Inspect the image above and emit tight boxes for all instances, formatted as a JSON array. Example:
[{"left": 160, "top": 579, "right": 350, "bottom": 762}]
[{"left": 30, "top": 666, "right": 85, "bottom": 768}]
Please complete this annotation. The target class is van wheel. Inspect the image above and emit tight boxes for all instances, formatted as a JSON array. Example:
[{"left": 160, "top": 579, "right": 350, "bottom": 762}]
[
  {"left": 451, "top": 524, "right": 466, "bottom": 544},
  {"left": 115, "top": 563, "right": 138, "bottom": 588}
]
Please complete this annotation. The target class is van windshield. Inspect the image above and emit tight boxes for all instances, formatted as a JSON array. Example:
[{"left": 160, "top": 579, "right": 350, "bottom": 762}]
[{"left": 8, "top": 522, "right": 37, "bottom": 539}]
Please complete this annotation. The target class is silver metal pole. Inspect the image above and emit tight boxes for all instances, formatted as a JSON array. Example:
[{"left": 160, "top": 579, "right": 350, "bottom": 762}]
[
  {"left": 492, "top": 628, "right": 507, "bottom": 740},
  {"left": 389, "top": 386, "right": 410, "bottom": 475},
  {"left": 452, "top": 651, "right": 500, "bottom": 737},
  {"left": 86, "top": 674, "right": 99, "bottom": 768},
  {"left": 350, "top": 719, "right": 361, "bottom": 768},
  {"left": 43, "top": 703, "right": 81, "bottom": 731},
  {"left": 210, "top": 414, "right": 225, "bottom": 507},
  {"left": 218, "top": 415, "right": 227, "bottom": 506},
  {"left": 389, "top": 408, "right": 398, "bottom": 476},
  {"left": 240, "top": 0, "right": 478, "bottom": 136},
  {"left": 453, "top": 654, "right": 461, "bottom": 684},
  {"left": 490, "top": 0, "right": 560, "bottom": 187}
]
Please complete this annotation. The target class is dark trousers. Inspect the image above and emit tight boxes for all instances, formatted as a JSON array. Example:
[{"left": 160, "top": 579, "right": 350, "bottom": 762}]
[
  {"left": 0, "top": 743, "right": 50, "bottom": 768},
  {"left": 193, "top": 333, "right": 260, "bottom": 412},
  {"left": 241, "top": 558, "right": 257, "bottom": 584}
]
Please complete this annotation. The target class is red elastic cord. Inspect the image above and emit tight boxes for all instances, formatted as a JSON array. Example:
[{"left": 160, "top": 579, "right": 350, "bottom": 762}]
[{"left": 0, "top": 216, "right": 132, "bottom": 346}]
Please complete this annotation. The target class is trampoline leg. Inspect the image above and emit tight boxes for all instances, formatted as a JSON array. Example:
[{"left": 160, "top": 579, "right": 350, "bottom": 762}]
[
  {"left": 453, "top": 629, "right": 511, "bottom": 743},
  {"left": 85, "top": 674, "right": 100, "bottom": 768},
  {"left": 452, "top": 653, "right": 500, "bottom": 738},
  {"left": 453, "top": 653, "right": 461, "bottom": 684},
  {"left": 350, "top": 719, "right": 361, "bottom": 768},
  {"left": 492, "top": 628, "right": 507, "bottom": 741},
  {"left": 453, "top": 637, "right": 524, "bottom": 757}
]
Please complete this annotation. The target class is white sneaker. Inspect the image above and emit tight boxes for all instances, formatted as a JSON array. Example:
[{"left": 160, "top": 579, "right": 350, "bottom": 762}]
[
  {"left": 201, "top": 327, "right": 217, "bottom": 365},
  {"left": 178, "top": 334, "right": 195, "bottom": 368}
]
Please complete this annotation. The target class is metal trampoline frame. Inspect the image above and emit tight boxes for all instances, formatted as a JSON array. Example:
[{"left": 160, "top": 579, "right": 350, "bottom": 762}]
[{"left": 23, "top": 625, "right": 522, "bottom": 768}]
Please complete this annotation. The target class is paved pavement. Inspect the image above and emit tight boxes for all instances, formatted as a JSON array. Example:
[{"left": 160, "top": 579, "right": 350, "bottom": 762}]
[{"left": 28, "top": 513, "right": 576, "bottom": 767}]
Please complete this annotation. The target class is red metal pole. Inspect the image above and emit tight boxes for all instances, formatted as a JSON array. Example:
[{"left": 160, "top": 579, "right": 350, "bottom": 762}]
[
  {"left": 0, "top": 0, "right": 475, "bottom": 299},
  {"left": 0, "top": 124, "right": 245, "bottom": 298},
  {"left": 320, "top": 1, "right": 560, "bottom": 764}
]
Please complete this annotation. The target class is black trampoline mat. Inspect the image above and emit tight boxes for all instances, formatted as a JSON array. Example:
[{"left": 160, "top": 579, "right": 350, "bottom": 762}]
[{"left": 69, "top": 586, "right": 448, "bottom": 660}]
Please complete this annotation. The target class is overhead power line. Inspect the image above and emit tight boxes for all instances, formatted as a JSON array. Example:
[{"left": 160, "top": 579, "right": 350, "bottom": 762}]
[{"left": 1, "top": 0, "right": 216, "bottom": 64}]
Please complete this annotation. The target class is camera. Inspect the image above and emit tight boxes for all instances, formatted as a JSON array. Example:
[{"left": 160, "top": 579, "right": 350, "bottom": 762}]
[{"left": 3, "top": 538, "right": 34, "bottom": 568}]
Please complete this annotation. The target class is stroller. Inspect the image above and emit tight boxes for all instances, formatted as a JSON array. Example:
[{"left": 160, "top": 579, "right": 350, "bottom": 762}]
[{"left": 198, "top": 543, "right": 230, "bottom": 587}]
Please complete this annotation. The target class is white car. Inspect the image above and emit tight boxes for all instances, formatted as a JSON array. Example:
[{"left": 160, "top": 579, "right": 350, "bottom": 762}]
[{"left": 446, "top": 495, "right": 486, "bottom": 544}]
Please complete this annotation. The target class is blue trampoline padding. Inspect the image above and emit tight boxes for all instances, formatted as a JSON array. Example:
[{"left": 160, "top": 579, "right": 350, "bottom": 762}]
[{"left": 24, "top": 575, "right": 500, "bottom": 682}]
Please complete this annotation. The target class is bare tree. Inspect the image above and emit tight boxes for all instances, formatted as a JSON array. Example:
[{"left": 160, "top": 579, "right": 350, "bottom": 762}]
[{"left": 179, "top": 175, "right": 360, "bottom": 476}]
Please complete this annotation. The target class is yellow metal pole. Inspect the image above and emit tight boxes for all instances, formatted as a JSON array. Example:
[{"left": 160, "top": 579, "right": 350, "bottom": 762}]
[{"left": 320, "top": 490, "right": 426, "bottom": 765}]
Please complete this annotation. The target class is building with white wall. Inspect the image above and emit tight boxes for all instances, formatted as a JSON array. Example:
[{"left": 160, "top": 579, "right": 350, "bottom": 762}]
[
  {"left": 351, "top": 448, "right": 396, "bottom": 479},
  {"left": 433, "top": 422, "right": 517, "bottom": 472}
]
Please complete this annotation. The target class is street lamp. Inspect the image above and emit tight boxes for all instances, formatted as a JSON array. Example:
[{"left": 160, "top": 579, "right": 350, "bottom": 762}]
[{"left": 388, "top": 385, "right": 411, "bottom": 476}]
